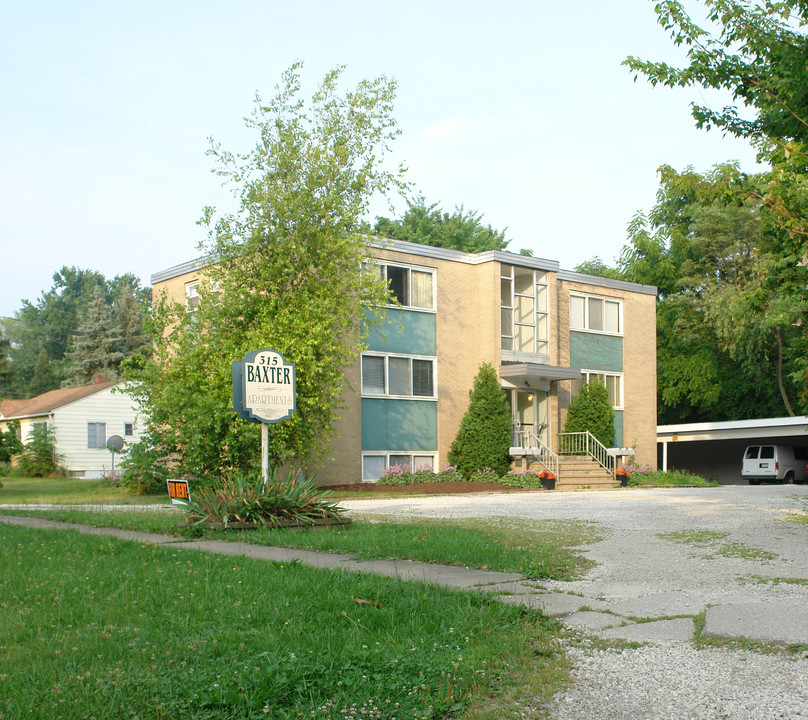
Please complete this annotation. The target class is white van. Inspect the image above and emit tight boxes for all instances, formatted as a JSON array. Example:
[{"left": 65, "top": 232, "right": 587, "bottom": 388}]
[{"left": 742, "top": 445, "right": 807, "bottom": 484}]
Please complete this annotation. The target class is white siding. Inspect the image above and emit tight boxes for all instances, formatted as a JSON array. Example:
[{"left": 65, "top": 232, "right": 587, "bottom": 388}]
[{"left": 52, "top": 387, "right": 142, "bottom": 478}]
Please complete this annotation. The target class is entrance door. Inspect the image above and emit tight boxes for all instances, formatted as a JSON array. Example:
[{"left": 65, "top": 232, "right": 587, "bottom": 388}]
[{"left": 510, "top": 390, "right": 548, "bottom": 446}]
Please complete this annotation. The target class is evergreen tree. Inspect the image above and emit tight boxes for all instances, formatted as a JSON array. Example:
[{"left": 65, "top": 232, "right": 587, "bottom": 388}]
[
  {"left": 62, "top": 287, "right": 126, "bottom": 387},
  {"left": 563, "top": 380, "right": 615, "bottom": 448},
  {"left": 447, "top": 362, "right": 513, "bottom": 478}
]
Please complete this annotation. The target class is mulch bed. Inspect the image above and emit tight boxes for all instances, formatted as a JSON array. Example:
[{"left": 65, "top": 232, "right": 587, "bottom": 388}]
[{"left": 327, "top": 481, "right": 540, "bottom": 495}]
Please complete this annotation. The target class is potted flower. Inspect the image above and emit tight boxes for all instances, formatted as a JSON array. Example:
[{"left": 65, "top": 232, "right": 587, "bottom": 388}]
[
  {"left": 538, "top": 470, "right": 556, "bottom": 490},
  {"left": 615, "top": 468, "right": 631, "bottom": 487}
]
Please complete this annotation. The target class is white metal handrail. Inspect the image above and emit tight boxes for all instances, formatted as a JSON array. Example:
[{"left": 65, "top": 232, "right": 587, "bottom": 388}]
[
  {"left": 511, "top": 427, "right": 559, "bottom": 478},
  {"left": 558, "top": 431, "right": 614, "bottom": 474}
]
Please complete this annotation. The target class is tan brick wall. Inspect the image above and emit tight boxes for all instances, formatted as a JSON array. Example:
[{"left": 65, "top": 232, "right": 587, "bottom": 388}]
[
  {"left": 557, "top": 279, "right": 657, "bottom": 468},
  {"left": 622, "top": 291, "right": 658, "bottom": 467}
]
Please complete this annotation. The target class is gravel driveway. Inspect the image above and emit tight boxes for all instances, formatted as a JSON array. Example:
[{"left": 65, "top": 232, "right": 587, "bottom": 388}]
[{"left": 343, "top": 486, "right": 808, "bottom": 719}]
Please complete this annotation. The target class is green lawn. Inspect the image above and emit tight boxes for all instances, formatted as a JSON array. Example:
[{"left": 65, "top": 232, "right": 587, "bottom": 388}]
[
  {"left": 0, "top": 476, "right": 170, "bottom": 505},
  {"left": 0, "top": 523, "right": 569, "bottom": 719}
]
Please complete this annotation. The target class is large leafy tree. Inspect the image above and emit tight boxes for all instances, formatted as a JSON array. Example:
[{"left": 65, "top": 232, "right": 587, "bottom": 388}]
[
  {"left": 580, "top": 163, "right": 802, "bottom": 421},
  {"left": 375, "top": 194, "right": 509, "bottom": 252},
  {"left": 617, "top": 0, "right": 808, "bottom": 418},
  {"left": 127, "top": 64, "right": 403, "bottom": 483}
]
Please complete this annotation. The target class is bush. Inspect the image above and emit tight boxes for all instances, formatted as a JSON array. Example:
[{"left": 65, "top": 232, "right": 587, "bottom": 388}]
[
  {"left": 184, "top": 469, "right": 346, "bottom": 527},
  {"left": 0, "top": 421, "right": 23, "bottom": 463},
  {"left": 448, "top": 362, "right": 513, "bottom": 478},
  {"left": 563, "top": 380, "right": 615, "bottom": 447},
  {"left": 377, "top": 464, "right": 464, "bottom": 486},
  {"left": 15, "top": 424, "right": 64, "bottom": 477},
  {"left": 119, "top": 429, "right": 169, "bottom": 495}
]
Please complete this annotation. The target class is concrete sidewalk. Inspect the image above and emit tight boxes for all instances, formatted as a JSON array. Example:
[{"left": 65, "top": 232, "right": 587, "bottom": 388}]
[{"left": 3, "top": 513, "right": 807, "bottom": 650}]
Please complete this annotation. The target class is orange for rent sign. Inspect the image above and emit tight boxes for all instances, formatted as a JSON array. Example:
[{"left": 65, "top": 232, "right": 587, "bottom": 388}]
[{"left": 166, "top": 479, "right": 190, "bottom": 506}]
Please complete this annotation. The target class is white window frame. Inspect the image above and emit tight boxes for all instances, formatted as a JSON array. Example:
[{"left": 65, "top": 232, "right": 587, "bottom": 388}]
[
  {"left": 501, "top": 264, "right": 549, "bottom": 355},
  {"left": 361, "top": 353, "right": 437, "bottom": 400},
  {"left": 376, "top": 262, "right": 436, "bottom": 311},
  {"left": 124, "top": 423, "right": 134, "bottom": 437},
  {"left": 570, "top": 293, "right": 622, "bottom": 335},
  {"left": 185, "top": 281, "right": 200, "bottom": 312},
  {"left": 361, "top": 452, "right": 438, "bottom": 482},
  {"left": 571, "top": 371, "right": 624, "bottom": 410},
  {"left": 87, "top": 422, "right": 106, "bottom": 449}
]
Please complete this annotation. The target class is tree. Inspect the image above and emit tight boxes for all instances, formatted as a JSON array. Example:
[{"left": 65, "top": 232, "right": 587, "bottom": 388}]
[
  {"left": 563, "top": 380, "right": 615, "bottom": 448},
  {"left": 583, "top": 163, "right": 802, "bottom": 422},
  {"left": 375, "top": 194, "right": 509, "bottom": 252},
  {"left": 127, "top": 64, "right": 403, "bottom": 483},
  {"left": 0, "top": 267, "right": 150, "bottom": 397},
  {"left": 447, "top": 362, "right": 513, "bottom": 478},
  {"left": 0, "top": 421, "right": 23, "bottom": 463},
  {"left": 0, "top": 328, "right": 11, "bottom": 391},
  {"left": 28, "top": 349, "right": 58, "bottom": 397},
  {"left": 62, "top": 287, "right": 127, "bottom": 387}
]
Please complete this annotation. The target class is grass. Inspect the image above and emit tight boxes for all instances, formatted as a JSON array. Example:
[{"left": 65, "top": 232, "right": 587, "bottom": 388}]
[
  {"left": 0, "top": 476, "right": 169, "bottom": 505},
  {"left": 0, "top": 522, "right": 569, "bottom": 719},
  {"left": 739, "top": 574, "right": 808, "bottom": 587},
  {"left": 657, "top": 530, "right": 780, "bottom": 562},
  {"left": 692, "top": 611, "right": 808, "bottom": 657},
  {"left": 0, "top": 508, "right": 602, "bottom": 581},
  {"left": 628, "top": 470, "right": 717, "bottom": 488}
]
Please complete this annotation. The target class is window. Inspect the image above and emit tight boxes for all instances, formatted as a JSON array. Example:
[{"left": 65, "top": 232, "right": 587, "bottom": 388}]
[
  {"left": 570, "top": 294, "right": 621, "bottom": 334},
  {"left": 185, "top": 282, "right": 200, "bottom": 312},
  {"left": 501, "top": 264, "right": 549, "bottom": 354},
  {"left": 87, "top": 422, "right": 106, "bottom": 449},
  {"left": 124, "top": 423, "right": 134, "bottom": 437},
  {"left": 377, "top": 263, "right": 434, "bottom": 310},
  {"left": 570, "top": 372, "right": 623, "bottom": 409},
  {"left": 362, "top": 453, "right": 436, "bottom": 482},
  {"left": 361, "top": 355, "right": 435, "bottom": 398}
]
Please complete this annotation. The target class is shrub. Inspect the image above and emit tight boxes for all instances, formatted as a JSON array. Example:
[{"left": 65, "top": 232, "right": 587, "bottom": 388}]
[
  {"left": 448, "top": 362, "right": 513, "bottom": 478},
  {"left": 563, "top": 379, "right": 615, "bottom": 448},
  {"left": 377, "top": 463, "right": 465, "bottom": 486},
  {"left": 119, "top": 429, "right": 170, "bottom": 495},
  {"left": 0, "top": 421, "right": 23, "bottom": 463},
  {"left": 15, "top": 424, "right": 64, "bottom": 477},
  {"left": 470, "top": 467, "right": 501, "bottom": 484},
  {"left": 185, "top": 469, "right": 346, "bottom": 527}
]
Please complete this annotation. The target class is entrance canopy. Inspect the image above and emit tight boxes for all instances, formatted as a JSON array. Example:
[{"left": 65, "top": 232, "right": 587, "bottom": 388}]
[{"left": 500, "top": 362, "right": 581, "bottom": 390}]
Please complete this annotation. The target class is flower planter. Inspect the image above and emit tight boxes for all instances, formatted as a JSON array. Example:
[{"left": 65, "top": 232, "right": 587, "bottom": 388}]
[
  {"left": 617, "top": 474, "right": 630, "bottom": 487},
  {"left": 540, "top": 476, "right": 556, "bottom": 491}
]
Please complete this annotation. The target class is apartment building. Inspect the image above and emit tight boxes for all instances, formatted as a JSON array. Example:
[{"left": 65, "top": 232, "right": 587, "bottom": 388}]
[{"left": 151, "top": 239, "right": 657, "bottom": 485}]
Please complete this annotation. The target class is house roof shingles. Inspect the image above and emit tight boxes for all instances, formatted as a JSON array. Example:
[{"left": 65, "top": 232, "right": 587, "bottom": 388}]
[{"left": 0, "top": 380, "right": 119, "bottom": 420}]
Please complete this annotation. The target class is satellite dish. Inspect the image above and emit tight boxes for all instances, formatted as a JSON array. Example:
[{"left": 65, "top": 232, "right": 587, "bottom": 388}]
[{"left": 106, "top": 435, "right": 125, "bottom": 452}]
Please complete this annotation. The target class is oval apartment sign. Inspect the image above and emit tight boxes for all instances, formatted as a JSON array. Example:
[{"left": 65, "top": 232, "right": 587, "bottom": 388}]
[{"left": 232, "top": 349, "right": 296, "bottom": 424}]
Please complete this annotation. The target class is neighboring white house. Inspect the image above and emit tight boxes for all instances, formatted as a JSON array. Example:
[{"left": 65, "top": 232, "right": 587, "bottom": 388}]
[{"left": 0, "top": 379, "right": 141, "bottom": 478}]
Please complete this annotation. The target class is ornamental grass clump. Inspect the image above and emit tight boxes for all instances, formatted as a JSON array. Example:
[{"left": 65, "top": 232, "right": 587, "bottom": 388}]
[{"left": 185, "top": 469, "right": 346, "bottom": 527}]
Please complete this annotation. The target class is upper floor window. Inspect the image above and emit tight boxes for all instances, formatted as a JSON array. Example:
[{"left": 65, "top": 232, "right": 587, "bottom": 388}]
[
  {"left": 124, "top": 423, "right": 134, "bottom": 437},
  {"left": 185, "top": 282, "right": 200, "bottom": 312},
  {"left": 377, "top": 263, "right": 434, "bottom": 310},
  {"left": 361, "top": 354, "right": 435, "bottom": 398},
  {"left": 501, "top": 264, "right": 549, "bottom": 354},
  {"left": 570, "top": 294, "right": 621, "bottom": 334}
]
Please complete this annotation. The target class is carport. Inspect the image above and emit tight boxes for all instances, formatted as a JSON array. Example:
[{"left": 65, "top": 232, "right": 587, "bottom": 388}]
[{"left": 657, "top": 416, "right": 808, "bottom": 485}]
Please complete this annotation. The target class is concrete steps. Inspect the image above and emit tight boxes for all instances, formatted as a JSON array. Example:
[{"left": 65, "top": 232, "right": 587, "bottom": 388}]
[{"left": 556, "top": 455, "right": 617, "bottom": 490}]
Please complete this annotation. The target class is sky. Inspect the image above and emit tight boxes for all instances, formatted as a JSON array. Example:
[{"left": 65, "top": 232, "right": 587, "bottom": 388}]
[{"left": 0, "top": 0, "right": 763, "bottom": 319}]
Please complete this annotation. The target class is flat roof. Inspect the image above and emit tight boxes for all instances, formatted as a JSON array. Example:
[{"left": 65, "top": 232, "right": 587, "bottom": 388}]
[
  {"left": 658, "top": 416, "right": 808, "bottom": 442},
  {"left": 151, "top": 238, "right": 658, "bottom": 296}
]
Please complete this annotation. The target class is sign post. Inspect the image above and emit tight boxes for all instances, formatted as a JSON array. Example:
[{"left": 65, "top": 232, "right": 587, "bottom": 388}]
[{"left": 232, "top": 349, "right": 297, "bottom": 487}]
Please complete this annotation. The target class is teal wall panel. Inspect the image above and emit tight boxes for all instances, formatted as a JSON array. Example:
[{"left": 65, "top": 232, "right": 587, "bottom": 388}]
[
  {"left": 361, "top": 398, "right": 437, "bottom": 451},
  {"left": 364, "top": 308, "right": 436, "bottom": 356},
  {"left": 614, "top": 411, "right": 623, "bottom": 447},
  {"left": 570, "top": 332, "right": 623, "bottom": 372}
]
